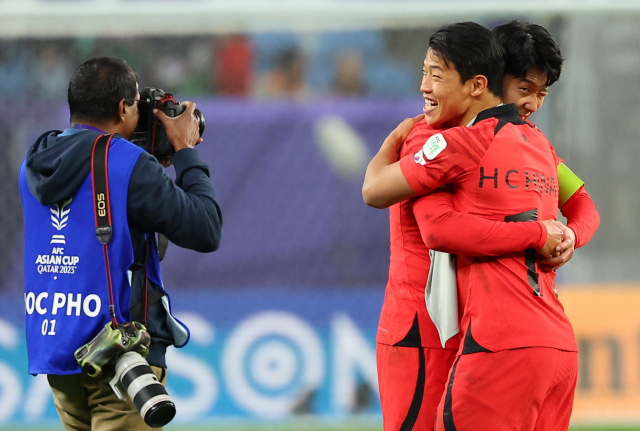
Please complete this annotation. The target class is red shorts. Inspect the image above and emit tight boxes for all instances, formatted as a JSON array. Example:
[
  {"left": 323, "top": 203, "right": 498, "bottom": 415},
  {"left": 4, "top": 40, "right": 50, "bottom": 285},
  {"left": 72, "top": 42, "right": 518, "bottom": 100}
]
[
  {"left": 377, "top": 343, "right": 457, "bottom": 431},
  {"left": 435, "top": 348, "right": 578, "bottom": 431}
]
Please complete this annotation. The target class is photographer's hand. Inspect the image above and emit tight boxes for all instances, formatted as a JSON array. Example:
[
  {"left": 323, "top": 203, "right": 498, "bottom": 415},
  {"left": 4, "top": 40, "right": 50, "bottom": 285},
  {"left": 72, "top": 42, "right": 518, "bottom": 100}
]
[
  {"left": 154, "top": 101, "right": 203, "bottom": 152},
  {"left": 158, "top": 155, "right": 173, "bottom": 168}
]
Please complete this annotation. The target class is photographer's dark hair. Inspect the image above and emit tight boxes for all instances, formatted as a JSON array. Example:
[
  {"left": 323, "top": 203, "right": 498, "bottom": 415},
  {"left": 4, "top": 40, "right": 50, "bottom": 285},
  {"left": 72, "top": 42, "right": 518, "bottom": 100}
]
[
  {"left": 493, "top": 20, "right": 564, "bottom": 87},
  {"left": 68, "top": 57, "right": 139, "bottom": 123},
  {"left": 429, "top": 22, "right": 505, "bottom": 97}
]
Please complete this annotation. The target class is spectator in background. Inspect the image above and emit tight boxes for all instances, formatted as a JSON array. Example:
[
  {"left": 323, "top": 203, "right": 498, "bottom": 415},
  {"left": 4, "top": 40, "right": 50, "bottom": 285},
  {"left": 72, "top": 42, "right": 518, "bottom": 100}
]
[
  {"left": 254, "top": 47, "right": 310, "bottom": 101},
  {"left": 0, "top": 43, "right": 29, "bottom": 99},
  {"left": 331, "top": 50, "right": 367, "bottom": 96},
  {"left": 32, "top": 45, "right": 71, "bottom": 100},
  {"left": 214, "top": 35, "right": 253, "bottom": 97},
  {"left": 144, "top": 37, "right": 213, "bottom": 97},
  {"left": 152, "top": 53, "right": 190, "bottom": 92},
  {"left": 179, "top": 40, "right": 213, "bottom": 95}
]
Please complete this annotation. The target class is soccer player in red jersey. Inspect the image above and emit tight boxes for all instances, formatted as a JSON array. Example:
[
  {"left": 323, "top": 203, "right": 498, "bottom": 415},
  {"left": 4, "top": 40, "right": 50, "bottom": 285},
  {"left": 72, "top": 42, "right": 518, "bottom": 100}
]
[
  {"left": 365, "top": 22, "right": 599, "bottom": 431},
  {"left": 374, "top": 21, "right": 599, "bottom": 431},
  {"left": 495, "top": 21, "right": 599, "bottom": 268},
  {"left": 376, "top": 119, "right": 564, "bottom": 431}
]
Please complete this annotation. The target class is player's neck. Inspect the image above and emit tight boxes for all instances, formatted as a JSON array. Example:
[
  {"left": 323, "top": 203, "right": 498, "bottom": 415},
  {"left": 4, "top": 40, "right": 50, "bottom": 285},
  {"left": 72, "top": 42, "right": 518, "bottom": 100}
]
[{"left": 457, "top": 93, "right": 502, "bottom": 127}]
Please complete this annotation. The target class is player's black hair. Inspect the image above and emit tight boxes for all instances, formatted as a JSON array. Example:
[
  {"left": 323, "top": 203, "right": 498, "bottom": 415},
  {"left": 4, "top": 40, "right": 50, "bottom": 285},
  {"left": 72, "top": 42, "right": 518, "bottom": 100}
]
[
  {"left": 429, "top": 22, "right": 505, "bottom": 97},
  {"left": 493, "top": 20, "right": 564, "bottom": 87},
  {"left": 68, "top": 57, "right": 139, "bottom": 123}
]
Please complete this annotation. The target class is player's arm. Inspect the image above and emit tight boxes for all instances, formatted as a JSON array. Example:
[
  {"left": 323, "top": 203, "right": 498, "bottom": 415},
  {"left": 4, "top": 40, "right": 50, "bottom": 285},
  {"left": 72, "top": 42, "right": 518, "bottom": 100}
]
[
  {"left": 363, "top": 118, "right": 476, "bottom": 208},
  {"left": 561, "top": 186, "right": 599, "bottom": 248},
  {"left": 362, "top": 116, "right": 422, "bottom": 208},
  {"left": 556, "top": 163, "right": 600, "bottom": 248},
  {"left": 539, "top": 163, "right": 600, "bottom": 270},
  {"left": 413, "top": 189, "right": 563, "bottom": 258}
]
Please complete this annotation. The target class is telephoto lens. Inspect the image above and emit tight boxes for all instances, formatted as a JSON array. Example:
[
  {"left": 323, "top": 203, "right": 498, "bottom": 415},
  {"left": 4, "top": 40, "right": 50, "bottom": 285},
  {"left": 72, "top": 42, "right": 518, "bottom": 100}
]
[{"left": 109, "top": 351, "right": 176, "bottom": 428}]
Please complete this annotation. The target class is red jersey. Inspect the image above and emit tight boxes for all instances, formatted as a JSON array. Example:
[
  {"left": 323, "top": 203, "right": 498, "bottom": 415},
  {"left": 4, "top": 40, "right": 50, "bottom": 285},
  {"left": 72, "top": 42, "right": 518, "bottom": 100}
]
[
  {"left": 378, "top": 122, "right": 458, "bottom": 349},
  {"left": 377, "top": 118, "right": 547, "bottom": 349},
  {"left": 399, "top": 105, "right": 578, "bottom": 353}
]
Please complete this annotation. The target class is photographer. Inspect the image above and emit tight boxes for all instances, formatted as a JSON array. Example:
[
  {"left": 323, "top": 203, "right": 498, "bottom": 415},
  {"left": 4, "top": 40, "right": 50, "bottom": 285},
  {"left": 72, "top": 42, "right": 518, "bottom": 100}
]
[{"left": 19, "top": 57, "right": 222, "bottom": 430}]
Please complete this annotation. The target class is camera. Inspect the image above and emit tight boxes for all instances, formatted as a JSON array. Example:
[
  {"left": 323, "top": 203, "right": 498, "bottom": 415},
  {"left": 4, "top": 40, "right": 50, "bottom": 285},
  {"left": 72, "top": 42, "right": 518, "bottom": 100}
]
[
  {"left": 109, "top": 351, "right": 176, "bottom": 428},
  {"left": 74, "top": 321, "right": 151, "bottom": 380},
  {"left": 131, "top": 87, "right": 205, "bottom": 158},
  {"left": 74, "top": 321, "right": 176, "bottom": 428}
]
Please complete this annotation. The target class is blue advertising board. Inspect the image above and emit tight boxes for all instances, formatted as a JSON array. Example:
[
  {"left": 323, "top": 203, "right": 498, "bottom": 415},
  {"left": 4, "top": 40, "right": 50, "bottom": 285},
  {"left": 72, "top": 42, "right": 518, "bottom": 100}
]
[
  {"left": 0, "top": 287, "right": 385, "bottom": 425},
  {"left": 2, "top": 98, "right": 424, "bottom": 427}
]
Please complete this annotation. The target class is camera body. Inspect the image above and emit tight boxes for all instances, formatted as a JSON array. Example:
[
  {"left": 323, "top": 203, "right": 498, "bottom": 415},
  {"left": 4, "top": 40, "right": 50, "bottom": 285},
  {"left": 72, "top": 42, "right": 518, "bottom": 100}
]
[
  {"left": 74, "top": 321, "right": 151, "bottom": 380},
  {"left": 74, "top": 321, "right": 176, "bottom": 427},
  {"left": 131, "top": 87, "right": 205, "bottom": 158}
]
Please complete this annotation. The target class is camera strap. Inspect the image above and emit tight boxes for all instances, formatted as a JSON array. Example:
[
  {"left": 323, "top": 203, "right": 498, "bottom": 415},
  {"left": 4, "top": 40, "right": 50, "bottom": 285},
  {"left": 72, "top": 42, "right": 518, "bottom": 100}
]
[
  {"left": 92, "top": 134, "right": 158, "bottom": 327},
  {"left": 143, "top": 241, "right": 150, "bottom": 325},
  {"left": 91, "top": 134, "right": 118, "bottom": 327}
]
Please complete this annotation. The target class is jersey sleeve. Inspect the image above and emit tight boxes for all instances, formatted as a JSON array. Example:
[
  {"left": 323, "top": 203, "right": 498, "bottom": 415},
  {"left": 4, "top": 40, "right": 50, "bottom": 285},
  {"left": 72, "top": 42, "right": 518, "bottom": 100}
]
[
  {"left": 412, "top": 187, "right": 547, "bottom": 256},
  {"left": 560, "top": 185, "right": 600, "bottom": 248},
  {"left": 399, "top": 125, "right": 490, "bottom": 195}
]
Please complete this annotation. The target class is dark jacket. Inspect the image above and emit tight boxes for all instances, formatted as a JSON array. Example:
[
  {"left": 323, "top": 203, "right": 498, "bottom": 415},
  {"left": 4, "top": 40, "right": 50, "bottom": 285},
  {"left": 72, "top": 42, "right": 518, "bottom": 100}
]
[{"left": 25, "top": 128, "right": 222, "bottom": 367}]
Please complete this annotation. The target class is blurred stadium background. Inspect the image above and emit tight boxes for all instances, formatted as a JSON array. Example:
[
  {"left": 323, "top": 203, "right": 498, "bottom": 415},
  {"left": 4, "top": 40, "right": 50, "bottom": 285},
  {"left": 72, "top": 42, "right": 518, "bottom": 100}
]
[{"left": 0, "top": 0, "right": 639, "bottom": 429}]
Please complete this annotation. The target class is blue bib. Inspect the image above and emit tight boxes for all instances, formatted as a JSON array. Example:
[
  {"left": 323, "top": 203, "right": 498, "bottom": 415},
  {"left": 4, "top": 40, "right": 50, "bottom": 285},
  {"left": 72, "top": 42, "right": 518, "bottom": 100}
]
[{"left": 20, "top": 136, "right": 148, "bottom": 375}]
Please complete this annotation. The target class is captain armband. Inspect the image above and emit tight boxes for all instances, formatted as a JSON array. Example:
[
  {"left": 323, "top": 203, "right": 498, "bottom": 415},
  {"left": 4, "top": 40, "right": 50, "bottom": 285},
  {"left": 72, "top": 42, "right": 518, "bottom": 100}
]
[{"left": 557, "top": 163, "right": 585, "bottom": 207}]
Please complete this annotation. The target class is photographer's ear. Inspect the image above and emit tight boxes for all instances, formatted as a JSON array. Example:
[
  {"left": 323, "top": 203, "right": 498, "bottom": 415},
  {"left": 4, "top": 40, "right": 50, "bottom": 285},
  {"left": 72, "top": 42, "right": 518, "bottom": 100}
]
[{"left": 118, "top": 99, "right": 128, "bottom": 123}]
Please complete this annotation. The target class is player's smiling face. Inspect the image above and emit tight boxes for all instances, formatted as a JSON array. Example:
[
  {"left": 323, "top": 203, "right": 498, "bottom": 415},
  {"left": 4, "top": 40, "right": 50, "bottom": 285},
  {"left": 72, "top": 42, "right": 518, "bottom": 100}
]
[
  {"left": 420, "top": 48, "right": 475, "bottom": 128},
  {"left": 502, "top": 69, "right": 549, "bottom": 120}
]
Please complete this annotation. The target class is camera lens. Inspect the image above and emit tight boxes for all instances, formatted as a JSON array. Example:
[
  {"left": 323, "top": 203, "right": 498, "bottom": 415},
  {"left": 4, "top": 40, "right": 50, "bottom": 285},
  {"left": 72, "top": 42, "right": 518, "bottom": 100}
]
[
  {"left": 113, "top": 351, "right": 176, "bottom": 428},
  {"left": 194, "top": 108, "right": 205, "bottom": 137}
]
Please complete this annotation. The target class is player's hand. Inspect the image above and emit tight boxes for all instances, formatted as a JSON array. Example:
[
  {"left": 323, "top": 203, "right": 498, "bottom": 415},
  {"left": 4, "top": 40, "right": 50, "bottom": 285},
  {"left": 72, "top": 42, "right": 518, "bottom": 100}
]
[
  {"left": 154, "top": 101, "right": 203, "bottom": 152},
  {"left": 539, "top": 225, "right": 576, "bottom": 271},
  {"left": 537, "top": 220, "right": 565, "bottom": 258},
  {"left": 383, "top": 114, "right": 424, "bottom": 154}
]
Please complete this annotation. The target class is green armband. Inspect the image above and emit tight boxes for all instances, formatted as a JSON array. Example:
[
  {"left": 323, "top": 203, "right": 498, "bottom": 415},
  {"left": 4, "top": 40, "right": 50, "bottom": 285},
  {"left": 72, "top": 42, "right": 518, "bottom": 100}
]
[{"left": 557, "top": 163, "right": 584, "bottom": 207}]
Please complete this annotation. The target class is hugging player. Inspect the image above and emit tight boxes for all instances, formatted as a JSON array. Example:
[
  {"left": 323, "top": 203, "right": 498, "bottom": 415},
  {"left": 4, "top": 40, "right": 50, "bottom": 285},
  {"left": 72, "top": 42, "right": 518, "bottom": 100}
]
[{"left": 365, "top": 22, "right": 599, "bottom": 431}]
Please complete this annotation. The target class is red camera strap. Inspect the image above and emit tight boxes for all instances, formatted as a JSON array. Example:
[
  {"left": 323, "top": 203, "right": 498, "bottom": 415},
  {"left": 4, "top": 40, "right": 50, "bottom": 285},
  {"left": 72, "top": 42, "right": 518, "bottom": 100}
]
[
  {"left": 92, "top": 134, "right": 153, "bottom": 327},
  {"left": 91, "top": 134, "right": 118, "bottom": 327},
  {"left": 144, "top": 241, "right": 149, "bottom": 325}
]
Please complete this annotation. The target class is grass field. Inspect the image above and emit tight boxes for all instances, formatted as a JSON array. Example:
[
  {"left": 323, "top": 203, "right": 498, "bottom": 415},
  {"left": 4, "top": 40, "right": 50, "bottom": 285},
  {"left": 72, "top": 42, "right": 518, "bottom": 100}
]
[
  {"left": 0, "top": 428, "right": 603, "bottom": 431},
  {"left": 157, "top": 429, "right": 640, "bottom": 431},
  {"left": 163, "top": 428, "right": 639, "bottom": 431},
  {"left": 162, "top": 428, "right": 640, "bottom": 431},
  {"left": 4, "top": 427, "right": 640, "bottom": 431},
  {"left": 4, "top": 416, "right": 640, "bottom": 431}
]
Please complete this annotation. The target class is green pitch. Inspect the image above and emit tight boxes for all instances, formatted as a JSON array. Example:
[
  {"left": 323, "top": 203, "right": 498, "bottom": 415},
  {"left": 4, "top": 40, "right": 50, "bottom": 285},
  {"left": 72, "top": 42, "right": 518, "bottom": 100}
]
[
  {"left": 163, "top": 428, "right": 639, "bottom": 431},
  {"left": 139, "top": 427, "right": 640, "bottom": 431},
  {"left": 5, "top": 425, "right": 640, "bottom": 431},
  {"left": 573, "top": 429, "right": 640, "bottom": 431}
]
